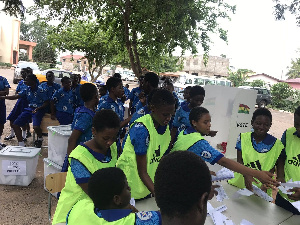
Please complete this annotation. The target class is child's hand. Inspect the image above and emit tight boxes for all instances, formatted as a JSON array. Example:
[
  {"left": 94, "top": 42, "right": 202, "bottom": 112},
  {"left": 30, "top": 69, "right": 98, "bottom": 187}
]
[
  {"left": 254, "top": 170, "right": 279, "bottom": 189},
  {"left": 51, "top": 114, "right": 56, "bottom": 120},
  {"left": 208, "top": 130, "right": 218, "bottom": 137},
  {"left": 244, "top": 175, "right": 254, "bottom": 191},
  {"left": 287, "top": 187, "right": 300, "bottom": 201},
  {"left": 208, "top": 184, "right": 220, "bottom": 200},
  {"left": 277, "top": 177, "right": 285, "bottom": 183},
  {"left": 210, "top": 170, "right": 216, "bottom": 176},
  {"left": 32, "top": 108, "right": 39, "bottom": 114}
]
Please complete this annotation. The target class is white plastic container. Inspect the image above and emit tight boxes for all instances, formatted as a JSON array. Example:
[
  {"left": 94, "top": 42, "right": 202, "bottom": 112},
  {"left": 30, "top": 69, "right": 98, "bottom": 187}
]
[
  {"left": 0, "top": 146, "right": 41, "bottom": 186},
  {"left": 43, "top": 158, "right": 62, "bottom": 198},
  {"left": 47, "top": 125, "right": 72, "bottom": 166}
]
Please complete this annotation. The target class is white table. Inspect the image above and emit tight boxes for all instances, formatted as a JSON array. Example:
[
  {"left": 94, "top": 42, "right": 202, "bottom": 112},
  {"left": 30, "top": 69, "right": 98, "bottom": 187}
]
[
  {"left": 135, "top": 181, "right": 293, "bottom": 225},
  {"left": 279, "top": 215, "right": 300, "bottom": 225}
]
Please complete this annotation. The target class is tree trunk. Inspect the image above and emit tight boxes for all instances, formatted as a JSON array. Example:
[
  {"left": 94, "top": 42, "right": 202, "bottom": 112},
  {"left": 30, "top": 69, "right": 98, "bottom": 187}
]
[{"left": 132, "top": 30, "right": 142, "bottom": 76}]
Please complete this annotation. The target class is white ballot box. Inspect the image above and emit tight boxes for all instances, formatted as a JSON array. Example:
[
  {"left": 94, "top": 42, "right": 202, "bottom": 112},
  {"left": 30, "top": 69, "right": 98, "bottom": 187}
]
[
  {"left": 43, "top": 158, "right": 62, "bottom": 197},
  {"left": 48, "top": 125, "right": 72, "bottom": 166},
  {"left": 202, "top": 85, "right": 257, "bottom": 159},
  {"left": 0, "top": 146, "right": 41, "bottom": 186}
]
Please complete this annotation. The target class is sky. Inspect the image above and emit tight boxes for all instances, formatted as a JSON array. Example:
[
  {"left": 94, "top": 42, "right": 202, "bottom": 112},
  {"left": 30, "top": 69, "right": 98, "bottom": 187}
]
[{"left": 23, "top": 0, "right": 300, "bottom": 80}]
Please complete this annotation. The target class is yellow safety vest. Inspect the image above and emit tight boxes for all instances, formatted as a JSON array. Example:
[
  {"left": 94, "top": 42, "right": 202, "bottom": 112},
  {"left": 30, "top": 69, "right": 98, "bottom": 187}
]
[
  {"left": 66, "top": 199, "right": 136, "bottom": 224},
  {"left": 172, "top": 130, "right": 204, "bottom": 152},
  {"left": 117, "top": 114, "right": 170, "bottom": 200},
  {"left": 279, "top": 127, "right": 300, "bottom": 202},
  {"left": 228, "top": 132, "right": 283, "bottom": 196},
  {"left": 52, "top": 143, "right": 118, "bottom": 225}
]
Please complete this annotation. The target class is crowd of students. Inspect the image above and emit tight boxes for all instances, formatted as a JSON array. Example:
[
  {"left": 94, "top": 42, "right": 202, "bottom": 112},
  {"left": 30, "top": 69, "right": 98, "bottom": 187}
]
[{"left": 0, "top": 69, "right": 300, "bottom": 224}]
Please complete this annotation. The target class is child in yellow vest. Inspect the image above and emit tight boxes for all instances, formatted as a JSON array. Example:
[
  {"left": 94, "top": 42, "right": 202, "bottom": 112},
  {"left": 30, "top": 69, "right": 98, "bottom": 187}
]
[
  {"left": 228, "top": 108, "right": 283, "bottom": 195},
  {"left": 172, "top": 107, "right": 279, "bottom": 190},
  {"left": 52, "top": 110, "right": 121, "bottom": 224},
  {"left": 66, "top": 167, "right": 161, "bottom": 224},
  {"left": 276, "top": 106, "right": 300, "bottom": 214},
  {"left": 117, "top": 89, "right": 175, "bottom": 201}
]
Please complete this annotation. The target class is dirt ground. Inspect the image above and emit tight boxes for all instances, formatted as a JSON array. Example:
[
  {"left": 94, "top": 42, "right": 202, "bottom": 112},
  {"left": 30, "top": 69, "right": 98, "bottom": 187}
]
[{"left": 0, "top": 68, "right": 294, "bottom": 224}]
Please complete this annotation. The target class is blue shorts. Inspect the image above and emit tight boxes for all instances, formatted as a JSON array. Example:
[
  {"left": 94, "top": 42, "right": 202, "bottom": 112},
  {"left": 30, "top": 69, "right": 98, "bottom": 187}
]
[
  {"left": 7, "top": 98, "right": 29, "bottom": 122},
  {"left": 0, "top": 100, "right": 6, "bottom": 125},
  {"left": 56, "top": 111, "right": 73, "bottom": 125},
  {"left": 14, "top": 107, "right": 46, "bottom": 127}
]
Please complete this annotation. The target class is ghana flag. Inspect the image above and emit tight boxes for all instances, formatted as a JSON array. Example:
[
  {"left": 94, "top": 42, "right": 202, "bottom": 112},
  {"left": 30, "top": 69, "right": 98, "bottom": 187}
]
[{"left": 238, "top": 104, "right": 250, "bottom": 114}]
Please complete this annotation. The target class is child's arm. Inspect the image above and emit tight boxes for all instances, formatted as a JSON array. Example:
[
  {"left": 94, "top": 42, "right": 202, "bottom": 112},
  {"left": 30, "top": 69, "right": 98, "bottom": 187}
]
[
  {"left": 136, "top": 154, "right": 155, "bottom": 195},
  {"left": 67, "top": 130, "right": 82, "bottom": 155},
  {"left": 50, "top": 100, "right": 56, "bottom": 120},
  {"left": 276, "top": 154, "right": 286, "bottom": 183},
  {"left": 0, "top": 94, "right": 20, "bottom": 100},
  {"left": 217, "top": 157, "right": 279, "bottom": 189},
  {"left": 288, "top": 188, "right": 300, "bottom": 201},
  {"left": 0, "top": 88, "right": 9, "bottom": 96},
  {"left": 32, "top": 100, "right": 49, "bottom": 114},
  {"left": 120, "top": 115, "right": 132, "bottom": 128}
]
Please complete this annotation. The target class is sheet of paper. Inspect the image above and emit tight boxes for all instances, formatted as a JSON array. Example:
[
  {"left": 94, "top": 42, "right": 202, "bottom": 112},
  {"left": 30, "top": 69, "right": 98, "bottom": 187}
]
[
  {"left": 232, "top": 188, "right": 253, "bottom": 199},
  {"left": 251, "top": 185, "right": 273, "bottom": 202},
  {"left": 278, "top": 185, "right": 293, "bottom": 194},
  {"left": 280, "top": 180, "right": 300, "bottom": 188},
  {"left": 291, "top": 201, "right": 300, "bottom": 213},
  {"left": 224, "top": 220, "right": 235, "bottom": 225},
  {"left": 215, "top": 182, "right": 229, "bottom": 202},
  {"left": 212, "top": 167, "right": 234, "bottom": 182},
  {"left": 240, "top": 219, "right": 254, "bottom": 225}
]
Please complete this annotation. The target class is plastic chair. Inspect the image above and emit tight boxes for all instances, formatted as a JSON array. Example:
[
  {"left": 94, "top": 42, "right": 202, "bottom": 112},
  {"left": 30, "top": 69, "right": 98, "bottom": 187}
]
[{"left": 45, "top": 172, "right": 67, "bottom": 222}]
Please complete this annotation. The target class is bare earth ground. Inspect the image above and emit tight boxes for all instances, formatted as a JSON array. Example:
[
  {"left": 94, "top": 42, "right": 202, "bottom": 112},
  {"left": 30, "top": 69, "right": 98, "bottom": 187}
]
[{"left": 0, "top": 69, "right": 294, "bottom": 224}]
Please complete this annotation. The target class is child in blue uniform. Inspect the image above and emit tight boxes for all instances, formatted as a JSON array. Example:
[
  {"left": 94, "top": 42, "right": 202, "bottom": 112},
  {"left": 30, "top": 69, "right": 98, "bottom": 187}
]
[
  {"left": 0, "top": 74, "right": 49, "bottom": 147},
  {"left": 0, "top": 75, "right": 10, "bottom": 149},
  {"left": 71, "top": 73, "right": 83, "bottom": 109},
  {"left": 228, "top": 108, "right": 284, "bottom": 194},
  {"left": 66, "top": 167, "right": 161, "bottom": 224},
  {"left": 51, "top": 76, "right": 74, "bottom": 125},
  {"left": 39, "top": 71, "right": 61, "bottom": 112},
  {"left": 172, "top": 107, "right": 280, "bottom": 190},
  {"left": 129, "top": 76, "right": 144, "bottom": 114}
]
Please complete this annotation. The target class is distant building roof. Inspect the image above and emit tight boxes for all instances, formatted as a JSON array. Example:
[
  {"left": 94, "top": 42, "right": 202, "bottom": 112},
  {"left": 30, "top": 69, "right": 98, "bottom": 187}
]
[
  {"left": 61, "top": 55, "right": 85, "bottom": 60},
  {"left": 284, "top": 78, "right": 300, "bottom": 83},
  {"left": 249, "top": 73, "right": 282, "bottom": 82}
]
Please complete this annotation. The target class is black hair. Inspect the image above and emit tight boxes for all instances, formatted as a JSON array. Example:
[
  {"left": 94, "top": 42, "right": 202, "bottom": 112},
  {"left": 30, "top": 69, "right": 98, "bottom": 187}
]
[
  {"left": 147, "top": 89, "right": 159, "bottom": 105},
  {"left": 46, "top": 71, "right": 54, "bottom": 77},
  {"left": 61, "top": 76, "right": 71, "bottom": 84},
  {"left": 80, "top": 83, "right": 97, "bottom": 102},
  {"left": 252, "top": 108, "right": 272, "bottom": 123},
  {"left": 189, "top": 107, "right": 210, "bottom": 125},
  {"left": 144, "top": 72, "right": 159, "bottom": 88},
  {"left": 26, "top": 74, "right": 37, "bottom": 82},
  {"left": 151, "top": 88, "right": 175, "bottom": 108},
  {"left": 106, "top": 77, "right": 122, "bottom": 91},
  {"left": 99, "top": 85, "right": 107, "bottom": 95},
  {"left": 295, "top": 106, "right": 300, "bottom": 116},
  {"left": 93, "top": 109, "right": 120, "bottom": 132},
  {"left": 155, "top": 151, "right": 211, "bottom": 218},
  {"left": 113, "top": 73, "right": 121, "bottom": 79},
  {"left": 189, "top": 85, "right": 205, "bottom": 98},
  {"left": 184, "top": 86, "right": 192, "bottom": 92},
  {"left": 25, "top": 67, "right": 33, "bottom": 75},
  {"left": 88, "top": 167, "right": 126, "bottom": 209}
]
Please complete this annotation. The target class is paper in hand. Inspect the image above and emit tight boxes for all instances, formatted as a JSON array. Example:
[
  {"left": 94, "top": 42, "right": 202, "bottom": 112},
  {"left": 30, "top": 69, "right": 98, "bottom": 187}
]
[{"left": 212, "top": 167, "right": 234, "bottom": 182}]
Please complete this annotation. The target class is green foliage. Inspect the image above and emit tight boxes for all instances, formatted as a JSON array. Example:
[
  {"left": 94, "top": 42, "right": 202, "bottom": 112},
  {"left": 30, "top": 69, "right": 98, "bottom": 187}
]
[
  {"left": 0, "top": 62, "right": 12, "bottom": 68},
  {"left": 37, "top": 62, "right": 54, "bottom": 70},
  {"left": 251, "top": 79, "right": 265, "bottom": 87},
  {"left": 35, "top": 0, "right": 235, "bottom": 76},
  {"left": 270, "top": 82, "right": 293, "bottom": 110},
  {"left": 274, "top": 0, "right": 300, "bottom": 26},
  {"left": 286, "top": 58, "right": 300, "bottom": 79},
  {"left": 227, "top": 69, "right": 251, "bottom": 87},
  {"left": 19, "top": 51, "right": 28, "bottom": 61}
]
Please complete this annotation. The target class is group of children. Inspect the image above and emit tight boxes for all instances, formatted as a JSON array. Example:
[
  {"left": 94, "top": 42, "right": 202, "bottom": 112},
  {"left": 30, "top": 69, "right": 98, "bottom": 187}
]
[
  {"left": 0, "top": 69, "right": 85, "bottom": 148},
  {"left": 1, "top": 70, "right": 300, "bottom": 224}
]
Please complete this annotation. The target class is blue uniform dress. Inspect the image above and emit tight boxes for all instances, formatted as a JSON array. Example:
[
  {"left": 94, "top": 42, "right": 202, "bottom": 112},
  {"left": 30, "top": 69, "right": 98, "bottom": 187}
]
[
  {"left": 172, "top": 101, "right": 191, "bottom": 134},
  {"left": 52, "top": 88, "right": 74, "bottom": 125},
  {"left": 72, "top": 84, "right": 84, "bottom": 109},
  {"left": 7, "top": 80, "right": 29, "bottom": 122},
  {"left": 39, "top": 82, "right": 61, "bottom": 113},
  {"left": 123, "top": 86, "right": 130, "bottom": 100},
  {"left": 0, "top": 76, "right": 11, "bottom": 124},
  {"left": 129, "top": 87, "right": 142, "bottom": 114},
  {"left": 14, "top": 86, "right": 48, "bottom": 127}
]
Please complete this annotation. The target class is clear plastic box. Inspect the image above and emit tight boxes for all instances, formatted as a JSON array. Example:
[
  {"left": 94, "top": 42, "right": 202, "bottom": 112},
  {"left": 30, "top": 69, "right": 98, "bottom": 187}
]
[
  {"left": 0, "top": 146, "right": 41, "bottom": 186},
  {"left": 43, "top": 158, "right": 62, "bottom": 198},
  {"left": 47, "top": 125, "right": 72, "bottom": 166}
]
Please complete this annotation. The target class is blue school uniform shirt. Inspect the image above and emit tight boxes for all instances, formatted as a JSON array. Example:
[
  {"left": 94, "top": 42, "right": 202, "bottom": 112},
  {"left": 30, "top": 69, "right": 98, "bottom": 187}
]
[
  {"left": 98, "top": 95, "right": 124, "bottom": 121},
  {"left": 16, "top": 80, "right": 27, "bottom": 93},
  {"left": 178, "top": 127, "right": 224, "bottom": 165},
  {"left": 93, "top": 209, "right": 161, "bottom": 224},
  {"left": 18, "top": 85, "right": 48, "bottom": 108},
  {"left": 172, "top": 102, "right": 191, "bottom": 132},
  {"left": 125, "top": 121, "right": 168, "bottom": 155},
  {"left": 129, "top": 105, "right": 151, "bottom": 126},
  {"left": 123, "top": 86, "right": 130, "bottom": 100},
  {"left": 72, "top": 84, "right": 84, "bottom": 108},
  {"left": 39, "top": 82, "right": 61, "bottom": 100},
  {"left": 52, "top": 88, "right": 74, "bottom": 115},
  {"left": 236, "top": 132, "right": 277, "bottom": 153},
  {"left": 135, "top": 100, "right": 144, "bottom": 112},
  {"left": 71, "top": 106, "right": 95, "bottom": 145},
  {"left": 129, "top": 87, "right": 142, "bottom": 108},
  {"left": 173, "top": 91, "right": 179, "bottom": 110},
  {"left": 0, "top": 76, "right": 10, "bottom": 104}
]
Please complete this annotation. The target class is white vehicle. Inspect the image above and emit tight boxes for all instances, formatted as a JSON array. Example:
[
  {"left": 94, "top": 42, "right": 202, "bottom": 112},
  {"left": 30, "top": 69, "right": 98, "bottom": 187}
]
[
  {"left": 120, "top": 71, "right": 137, "bottom": 82},
  {"left": 13, "top": 61, "right": 41, "bottom": 84}
]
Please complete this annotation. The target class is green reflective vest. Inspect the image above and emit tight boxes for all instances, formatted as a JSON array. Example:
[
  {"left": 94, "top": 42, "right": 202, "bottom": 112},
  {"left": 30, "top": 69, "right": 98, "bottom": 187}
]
[
  {"left": 228, "top": 132, "right": 283, "bottom": 196},
  {"left": 117, "top": 114, "right": 170, "bottom": 200},
  {"left": 66, "top": 199, "right": 136, "bottom": 224},
  {"left": 172, "top": 130, "right": 204, "bottom": 152},
  {"left": 279, "top": 127, "right": 300, "bottom": 202},
  {"left": 53, "top": 143, "right": 118, "bottom": 225}
]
